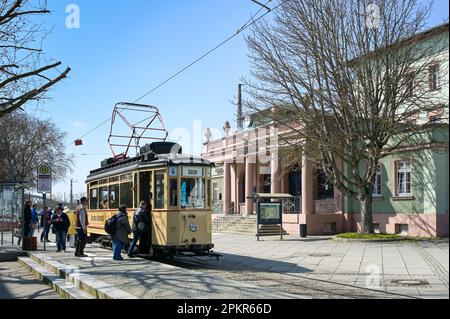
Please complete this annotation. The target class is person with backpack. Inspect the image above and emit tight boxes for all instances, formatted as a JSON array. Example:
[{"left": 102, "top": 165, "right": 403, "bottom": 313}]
[
  {"left": 51, "top": 204, "right": 70, "bottom": 253},
  {"left": 75, "top": 197, "right": 89, "bottom": 257},
  {"left": 108, "top": 205, "right": 131, "bottom": 261},
  {"left": 127, "top": 201, "right": 147, "bottom": 258}
]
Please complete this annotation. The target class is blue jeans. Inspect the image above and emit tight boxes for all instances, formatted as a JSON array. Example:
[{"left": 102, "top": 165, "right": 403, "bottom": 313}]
[
  {"left": 127, "top": 232, "right": 140, "bottom": 256},
  {"left": 56, "top": 230, "right": 67, "bottom": 251},
  {"left": 112, "top": 240, "right": 123, "bottom": 260}
]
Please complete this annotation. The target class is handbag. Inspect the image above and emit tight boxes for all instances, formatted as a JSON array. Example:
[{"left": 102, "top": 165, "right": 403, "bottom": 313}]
[{"left": 137, "top": 222, "right": 145, "bottom": 232}]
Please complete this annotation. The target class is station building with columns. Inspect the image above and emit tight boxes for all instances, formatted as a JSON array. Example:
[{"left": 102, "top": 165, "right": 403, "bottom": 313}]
[{"left": 202, "top": 23, "right": 449, "bottom": 238}]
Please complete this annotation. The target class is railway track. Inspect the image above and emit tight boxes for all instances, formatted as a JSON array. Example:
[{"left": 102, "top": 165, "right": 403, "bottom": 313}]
[
  {"left": 95, "top": 242, "right": 420, "bottom": 299},
  {"left": 160, "top": 256, "right": 421, "bottom": 299}
]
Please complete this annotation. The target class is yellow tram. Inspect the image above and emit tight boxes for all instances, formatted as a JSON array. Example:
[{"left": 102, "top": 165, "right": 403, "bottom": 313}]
[{"left": 85, "top": 142, "right": 215, "bottom": 257}]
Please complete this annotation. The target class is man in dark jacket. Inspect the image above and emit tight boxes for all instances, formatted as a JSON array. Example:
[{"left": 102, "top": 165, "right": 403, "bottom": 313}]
[
  {"left": 51, "top": 204, "right": 70, "bottom": 252},
  {"left": 111, "top": 205, "right": 131, "bottom": 261},
  {"left": 139, "top": 202, "right": 152, "bottom": 255},
  {"left": 40, "top": 207, "right": 52, "bottom": 242},
  {"left": 127, "top": 201, "right": 147, "bottom": 258},
  {"left": 23, "top": 201, "right": 32, "bottom": 238}
]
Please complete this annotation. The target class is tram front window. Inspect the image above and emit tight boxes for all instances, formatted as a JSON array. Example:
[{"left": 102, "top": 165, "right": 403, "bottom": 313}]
[{"left": 181, "top": 178, "right": 205, "bottom": 209}]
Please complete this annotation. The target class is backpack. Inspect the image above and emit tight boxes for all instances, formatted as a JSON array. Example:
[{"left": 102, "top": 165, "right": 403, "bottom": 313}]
[{"left": 104, "top": 215, "right": 119, "bottom": 235}]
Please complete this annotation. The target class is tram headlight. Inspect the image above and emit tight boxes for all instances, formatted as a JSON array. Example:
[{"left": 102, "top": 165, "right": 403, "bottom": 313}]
[{"left": 189, "top": 223, "right": 199, "bottom": 232}]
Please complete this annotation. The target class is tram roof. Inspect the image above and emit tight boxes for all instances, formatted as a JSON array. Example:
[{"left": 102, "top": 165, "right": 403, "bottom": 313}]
[{"left": 86, "top": 153, "right": 214, "bottom": 182}]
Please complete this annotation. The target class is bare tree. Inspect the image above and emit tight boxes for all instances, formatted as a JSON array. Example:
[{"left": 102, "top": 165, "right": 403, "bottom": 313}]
[
  {"left": 244, "top": 0, "right": 448, "bottom": 233},
  {"left": 0, "top": 0, "right": 71, "bottom": 117},
  {"left": 0, "top": 112, "right": 73, "bottom": 187}
]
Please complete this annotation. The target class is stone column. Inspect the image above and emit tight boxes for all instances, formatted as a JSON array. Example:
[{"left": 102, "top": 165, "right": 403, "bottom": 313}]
[
  {"left": 302, "top": 155, "right": 314, "bottom": 215},
  {"left": 271, "top": 151, "right": 281, "bottom": 194},
  {"left": 223, "top": 162, "right": 231, "bottom": 214},
  {"left": 245, "top": 159, "right": 255, "bottom": 215}
]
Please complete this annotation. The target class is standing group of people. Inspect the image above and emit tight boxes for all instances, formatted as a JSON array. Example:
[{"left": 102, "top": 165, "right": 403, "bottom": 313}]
[
  {"left": 20, "top": 197, "right": 89, "bottom": 257},
  {"left": 20, "top": 197, "right": 152, "bottom": 261}
]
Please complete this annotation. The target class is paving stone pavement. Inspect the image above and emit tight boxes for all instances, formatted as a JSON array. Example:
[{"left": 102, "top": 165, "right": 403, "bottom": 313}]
[
  {"left": 0, "top": 262, "right": 60, "bottom": 299},
  {"left": 207, "top": 233, "right": 449, "bottom": 299},
  {"left": 1, "top": 230, "right": 448, "bottom": 299}
]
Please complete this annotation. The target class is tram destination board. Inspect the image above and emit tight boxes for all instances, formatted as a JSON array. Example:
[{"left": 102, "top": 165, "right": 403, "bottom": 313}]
[{"left": 258, "top": 202, "right": 282, "bottom": 225}]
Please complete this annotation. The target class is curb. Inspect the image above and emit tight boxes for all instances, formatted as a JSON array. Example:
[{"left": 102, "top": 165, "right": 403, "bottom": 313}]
[
  {"left": 28, "top": 253, "right": 138, "bottom": 299},
  {"left": 18, "top": 257, "right": 95, "bottom": 299},
  {"left": 332, "top": 236, "right": 407, "bottom": 243}
]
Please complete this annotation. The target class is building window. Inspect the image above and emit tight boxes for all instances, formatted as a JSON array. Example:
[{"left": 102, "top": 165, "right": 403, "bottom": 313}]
[
  {"left": 395, "top": 224, "right": 409, "bottom": 236},
  {"left": 324, "top": 222, "right": 337, "bottom": 234},
  {"left": 317, "top": 170, "right": 334, "bottom": 200},
  {"left": 374, "top": 223, "right": 380, "bottom": 234},
  {"left": 429, "top": 64, "right": 440, "bottom": 91},
  {"left": 396, "top": 160, "right": 412, "bottom": 197},
  {"left": 405, "top": 72, "right": 415, "bottom": 97},
  {"left": 373, "top": 164, "right": 382, "bottom": 197},
  {"left": 428, "top": 108, "right": 444, "bottom": 124}
]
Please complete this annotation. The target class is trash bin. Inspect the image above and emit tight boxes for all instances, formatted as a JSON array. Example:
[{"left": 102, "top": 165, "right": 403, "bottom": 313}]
[{"left": 300, "top": 224, "right": 307, "bottom": 238}]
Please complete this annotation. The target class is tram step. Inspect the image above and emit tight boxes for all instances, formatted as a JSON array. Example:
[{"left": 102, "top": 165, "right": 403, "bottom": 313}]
[
  {"left": 17, "top": 257, "right": 95, "bottom": 299},
  {"left": 27, "top": 253, "right": 138, "bottom": 299}
]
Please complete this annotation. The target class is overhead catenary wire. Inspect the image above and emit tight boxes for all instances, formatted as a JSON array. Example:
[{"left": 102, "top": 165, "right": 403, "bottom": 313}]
[{"left": 73, "top": 0, "right": 280, "bottom": 144}]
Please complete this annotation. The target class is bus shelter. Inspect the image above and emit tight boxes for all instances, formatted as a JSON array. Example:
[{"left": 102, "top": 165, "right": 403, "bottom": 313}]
[
  {"left": 254, "top": 193, "right": 294, "bottom": 241},
  {"left": 0, "top": 182, "right": 25, "bottom": 246}
]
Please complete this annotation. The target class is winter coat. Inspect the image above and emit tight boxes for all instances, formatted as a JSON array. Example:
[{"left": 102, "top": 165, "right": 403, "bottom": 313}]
[
  {"left": 24, "top": 205, "right": 31, "bottom": 224},
  {"left": 111, "top": 211, "right": 132, "bottom": 245},
  {"left": 31, "top": 208, "right": 39, "bottom": 224},
  {"left": 132, "top": 206, "right": 151, "bottom": 234},
  {"left": 51, "top": 212, "right": 70, "bottom": 233},
  {"left": 65, "top": 209, "right": 77, "bottom": 235}
]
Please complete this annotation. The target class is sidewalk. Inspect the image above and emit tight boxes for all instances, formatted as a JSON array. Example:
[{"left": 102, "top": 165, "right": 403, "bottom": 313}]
[
  {"left": 0, "top": 262, "right": 60, "bottom": 299},
  {"left": 23, "top": 244, "right": 303, "bottom": 299},
  {"left": 209, "top": 233, "right": 449, "bottom": 299}
]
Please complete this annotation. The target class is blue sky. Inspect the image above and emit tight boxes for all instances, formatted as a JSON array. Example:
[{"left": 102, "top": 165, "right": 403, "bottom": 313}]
[{"left": 32, "top": 0, "right": 448, "bottom": 198}]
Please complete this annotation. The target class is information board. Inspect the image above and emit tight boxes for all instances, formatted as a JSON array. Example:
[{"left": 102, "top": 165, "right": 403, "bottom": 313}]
[{"left": 258, "top": 202, "right": 282, "bottom": 225}]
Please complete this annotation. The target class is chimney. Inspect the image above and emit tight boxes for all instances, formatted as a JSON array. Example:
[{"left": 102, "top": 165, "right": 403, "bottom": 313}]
[{"left": 237, "top": 84, "right": 243, "bottom": 130}]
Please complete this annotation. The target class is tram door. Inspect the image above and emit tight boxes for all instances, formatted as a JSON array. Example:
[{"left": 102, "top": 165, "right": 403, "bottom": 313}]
[{"left": 138, "top": 171, "right": 152, "bottom": 254}]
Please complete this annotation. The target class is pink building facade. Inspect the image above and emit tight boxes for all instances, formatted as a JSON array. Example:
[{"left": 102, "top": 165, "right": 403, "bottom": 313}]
[{"left": 203, "top": 123, "right": 349, "bottom": 236}]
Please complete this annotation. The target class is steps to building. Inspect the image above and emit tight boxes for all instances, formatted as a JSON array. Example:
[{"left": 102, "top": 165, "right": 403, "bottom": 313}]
[{"left": 18, "top": 253, "right": 137, "bottom": 299}]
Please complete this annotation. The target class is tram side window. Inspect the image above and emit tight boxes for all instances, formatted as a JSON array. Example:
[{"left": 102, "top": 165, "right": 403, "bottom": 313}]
[
  {"left": 155, "top": 174, "right": 165, "bottom": 209},
  {"left": 90, "top": 188, "right": 98, "bottom": 210},
  {"left": 181, "top": 178, "right": 205, "bottom": 209},
  {"left": 169, "top": 179, "right": 178, "bottom": 207},
  {"left": 109, "top": 184, "right": 120, "bottom": 209},
  {"left": 99, "top": 187, "right": 109, "bottom": 209},
  {"left": 120, "top": 182, "right": 133, "bottom": 209}
]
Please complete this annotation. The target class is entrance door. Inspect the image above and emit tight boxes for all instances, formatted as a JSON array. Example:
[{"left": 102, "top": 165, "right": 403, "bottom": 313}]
[{"left": 289, "top": 170, "right": 302, "bottom": 213}]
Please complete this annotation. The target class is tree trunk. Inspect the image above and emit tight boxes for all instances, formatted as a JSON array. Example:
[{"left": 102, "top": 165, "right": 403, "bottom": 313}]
[{"left": 359, "top": 194, "right": 375, "bottom": 234}]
